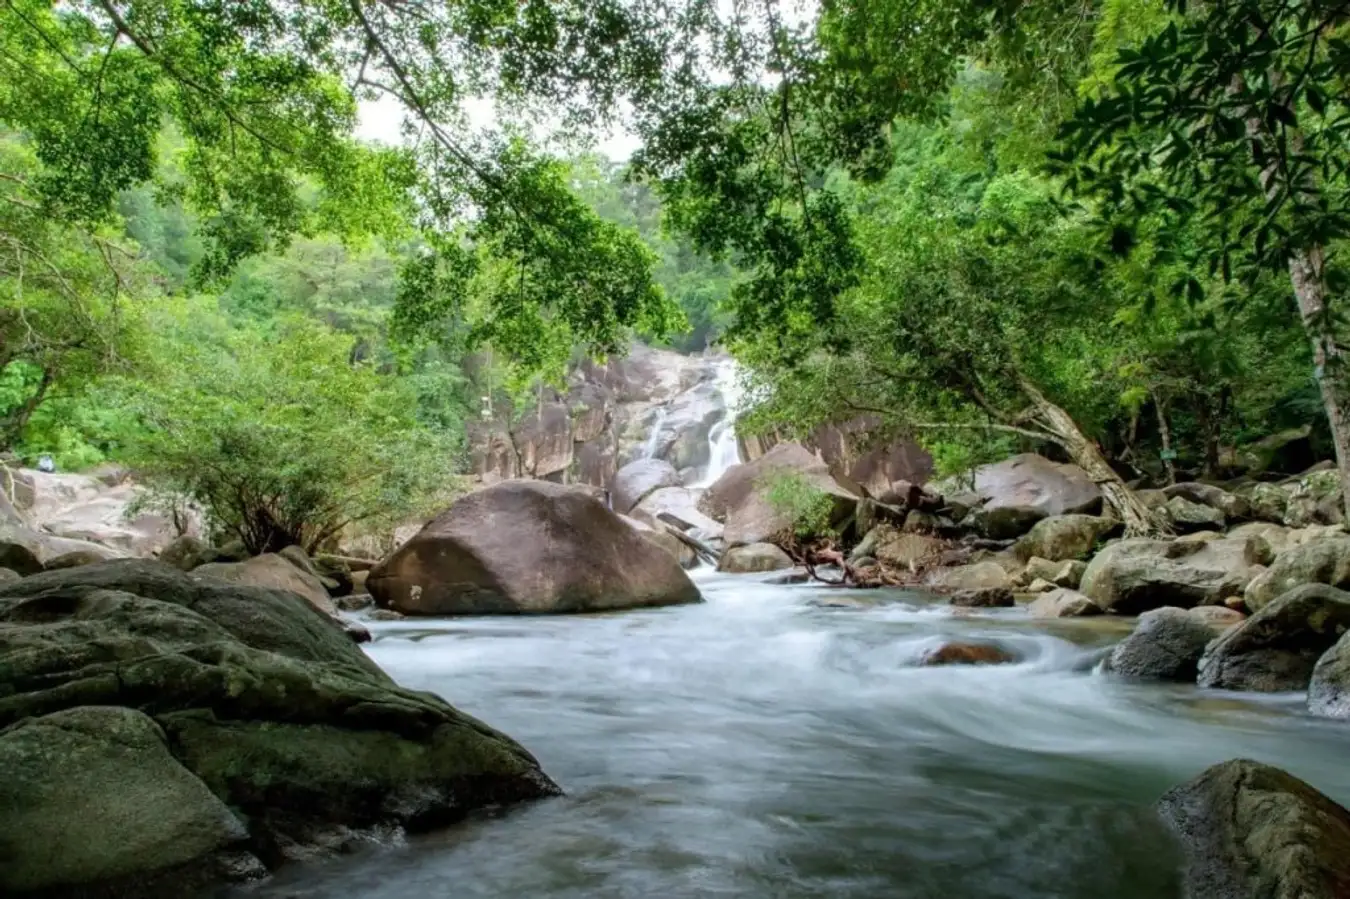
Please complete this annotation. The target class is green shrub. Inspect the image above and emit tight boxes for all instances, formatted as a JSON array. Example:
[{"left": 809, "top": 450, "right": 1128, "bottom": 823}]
[
  {"left": 116, "top": 303, "right": 462, "bottom": 553},
  {"left": 762, "top": 470, "right": 836, "bottom": 540}
]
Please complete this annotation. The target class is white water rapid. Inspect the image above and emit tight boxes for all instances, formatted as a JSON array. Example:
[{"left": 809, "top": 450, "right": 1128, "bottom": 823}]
[
  {"left": 246, "top": 574, "right": 1350, "bottom": 899},
  {"left": 693, "top": 359, "right": 743, "bottom": 487}
]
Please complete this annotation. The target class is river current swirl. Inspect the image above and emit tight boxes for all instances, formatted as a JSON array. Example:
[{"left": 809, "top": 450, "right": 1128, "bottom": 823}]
[{"left": 232, "top": 570, "right": 1350, "bottom": 898}]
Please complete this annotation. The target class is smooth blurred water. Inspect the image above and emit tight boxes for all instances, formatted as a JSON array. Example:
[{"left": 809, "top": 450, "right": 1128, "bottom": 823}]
[{"left": 234, "top": 571, "right": 1350, "bottom": 899}]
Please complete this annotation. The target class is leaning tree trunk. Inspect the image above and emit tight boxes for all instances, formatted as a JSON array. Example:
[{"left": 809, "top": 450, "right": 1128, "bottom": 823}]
[{"left": 1018, "top": 377, "right": 1166, "bottom": 538}]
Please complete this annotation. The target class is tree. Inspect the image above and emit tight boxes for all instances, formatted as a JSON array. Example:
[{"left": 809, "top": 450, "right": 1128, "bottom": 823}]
[
  {"left": 734, "top": 130, "right": 1170, "bottom": 533},
  {"left": 117, "top": 304, "right": 460, "bottom": 553},
  {"left": 0, "top": 0, "right": 680, "bottom": 376},
  {"left": 1054, "top": 0, "right": 1350, "bottom": 515},
  {"left": 0, "top": 136, "right": 147, "bottom": 450}
]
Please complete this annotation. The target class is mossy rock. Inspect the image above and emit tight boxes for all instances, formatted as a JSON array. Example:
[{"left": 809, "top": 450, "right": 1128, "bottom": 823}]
[
  {"left": 0, "top": 560, "right": 559, "bottom": 896},
  {"left": 1159, "top": 758, "right": 1350, "bottom": 898}
]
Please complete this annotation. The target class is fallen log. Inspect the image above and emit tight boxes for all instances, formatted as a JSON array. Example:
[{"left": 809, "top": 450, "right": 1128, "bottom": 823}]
[{"left": 662, "top": 525, "right": 721, "bottom": 567}]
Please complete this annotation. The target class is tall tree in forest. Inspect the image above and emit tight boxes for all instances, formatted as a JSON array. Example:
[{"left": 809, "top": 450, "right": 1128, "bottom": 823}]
[{"left": 1054, "top": 0, "right": 1350, "bottom": 515}]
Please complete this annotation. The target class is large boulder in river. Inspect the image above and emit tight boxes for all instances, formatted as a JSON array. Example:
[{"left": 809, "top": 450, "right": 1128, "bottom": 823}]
[
  {"left": 1106, "top": 607, "right": 1215, "bottom": 682},
  {"left": 699, "top": 442, "right": 857, "bottom": 545},
  {"left": 1079, "top": 537, "right": 1258, "bottom": 615},
  {"left": 1197, "top": 584, "right": 1350, "bottom": 692},
  {"left": 1158, "top": 759, "right": 1350, "bottom": 899},
  {"left": 369, "top": 480, "right": 701, "bottom": 615},
  {"left": 1243, "top": 535, "right": 1350, "bottom": 611},
  {"left": 1283, "top": 468, "right": 1344, "bottom": 528},
  {"left": 873, "top": 528, "right": 945, "bottom": 571},
  {"left": 194, "top": 553, "right": 338, "bottom": 616},
  {"left": 612, "top": 458, "right": 680, "bottom": 514},
  {"left": 0, "top": 560, "right": 558, "bottom": 896},
  {"left": 1014, "top": 514, "right": 1118, "bottom": 562},
  {"left": 970, "top": 454, "right": 1102, "bottom": 516},
  {"left": 718, "top": 542, "right": 793, "bottom": 573}
]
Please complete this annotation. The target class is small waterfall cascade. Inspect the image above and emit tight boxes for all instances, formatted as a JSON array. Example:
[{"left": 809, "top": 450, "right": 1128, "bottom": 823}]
[
  {"left": 692, "top": 359, "right": 743, "bottom": 487},
  {"left": 641, "top": 406, "right": 669, "bottom": 460}
]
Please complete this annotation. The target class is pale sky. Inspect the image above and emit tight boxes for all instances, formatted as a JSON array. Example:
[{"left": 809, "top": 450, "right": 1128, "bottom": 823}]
[{"left": 356, "top": 94, "right": 642, "bottom": 161}]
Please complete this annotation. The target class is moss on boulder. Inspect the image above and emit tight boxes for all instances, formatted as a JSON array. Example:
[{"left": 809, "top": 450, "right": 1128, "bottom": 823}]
[{"left": 0, "top": 560, "right": 559, "bottom": 896}]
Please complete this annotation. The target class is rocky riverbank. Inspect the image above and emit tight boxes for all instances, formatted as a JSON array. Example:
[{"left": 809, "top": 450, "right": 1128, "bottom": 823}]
[{"left": 7, "top": 434, "right": 1350, "bottom": 895}]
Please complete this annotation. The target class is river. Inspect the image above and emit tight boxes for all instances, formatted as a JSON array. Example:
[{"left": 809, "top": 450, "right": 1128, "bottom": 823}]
[{"left": 235, "top": 571, "right": 1350, "bottom": 898}]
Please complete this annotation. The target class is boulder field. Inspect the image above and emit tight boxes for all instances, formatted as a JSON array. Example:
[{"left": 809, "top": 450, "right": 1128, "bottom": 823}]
[{"left": 0, "top": 560, "right": 559, "bottom": 898}]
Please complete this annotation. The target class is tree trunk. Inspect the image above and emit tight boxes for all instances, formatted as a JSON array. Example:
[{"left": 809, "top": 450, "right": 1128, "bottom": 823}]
[
  {"left": 1237, "top": 73, "right": 1350, "bottom": 519},
  {"left": 1152, "top": 393, "right": 1177, "bottom": 485},
  {"left": 1290, "top": 246, "right": 1350, "bottom": 516},
  {"left": 1017, "top": 377, "right": 1166, "bottom": 537}
]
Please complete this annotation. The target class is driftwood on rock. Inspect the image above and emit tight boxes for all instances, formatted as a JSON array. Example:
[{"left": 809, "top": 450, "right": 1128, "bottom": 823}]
[
  {"left": 664, "top": 526, "right": 721, "bottom": 566},
  {"left": 788, "top": 540, "right": 918, "bottom": 589}
]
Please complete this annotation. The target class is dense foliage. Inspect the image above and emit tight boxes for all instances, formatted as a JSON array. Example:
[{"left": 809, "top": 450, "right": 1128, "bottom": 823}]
[
  {"left": 2, "top": 0, "right": 1345, "bottom": 545},
  {"left": 118, "top": 306, "right": 461, "bottom": 553}
]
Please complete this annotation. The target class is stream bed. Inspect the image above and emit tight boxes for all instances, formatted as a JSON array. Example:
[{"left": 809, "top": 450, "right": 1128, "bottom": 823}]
[{"left": 231, "top": 570, "right": 1350, "bottom": 898}]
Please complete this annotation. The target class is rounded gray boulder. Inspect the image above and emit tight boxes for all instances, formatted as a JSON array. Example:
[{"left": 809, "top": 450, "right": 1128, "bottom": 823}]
[{"left": 1107, "top": 607, "right": 1215, "bottom": 682}]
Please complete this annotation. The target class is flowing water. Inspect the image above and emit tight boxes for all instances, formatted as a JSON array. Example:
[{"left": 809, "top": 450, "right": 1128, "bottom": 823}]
[
  {"left": 692, "top": 360, "right": 743, "bottom": 488},
  {"left": 235, "top": 572, "right": 1350, "bottom": 899},
  {"left": 641, "top": 407, "right": 670, "bottom": 461}
]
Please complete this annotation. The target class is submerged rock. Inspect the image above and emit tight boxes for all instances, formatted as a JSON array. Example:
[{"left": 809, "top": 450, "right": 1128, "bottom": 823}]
[
  {"left": 920, "top": 642, "right": 1016, "bottom": 666},
  {"left": 369, "top": 480, "right": 701, "bottom": 615},
  {"left": 1158, "top": 759, "right": 1350, "bottom": 899},
  {"left": 1197, "top": 584, "right": 1350, "bottom": 692},
  {"left": 0, "top": 560, "right": 558, "bottom": 895},
  {"left": 1107, "top": 607, "right": 1215, "bottom": 682}
]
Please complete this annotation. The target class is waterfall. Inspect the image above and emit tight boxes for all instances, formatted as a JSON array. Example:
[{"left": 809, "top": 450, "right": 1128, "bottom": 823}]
[
  {"left": 641, "top": 406, "right": 669, "bottom": 460},
  {"left": 692, "top": 359, "right": 742, "bottom": 487}
]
